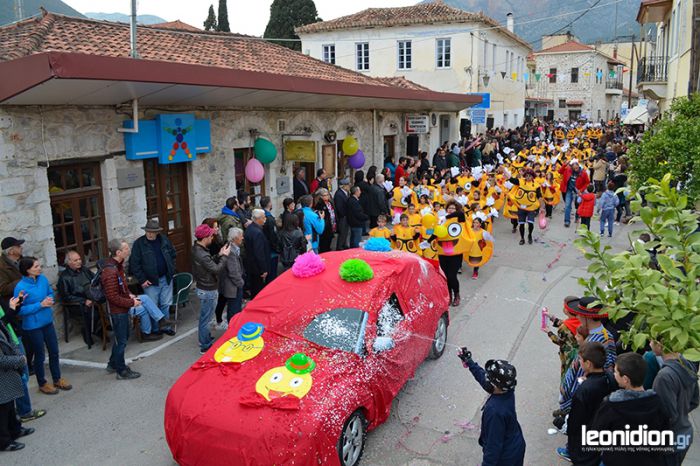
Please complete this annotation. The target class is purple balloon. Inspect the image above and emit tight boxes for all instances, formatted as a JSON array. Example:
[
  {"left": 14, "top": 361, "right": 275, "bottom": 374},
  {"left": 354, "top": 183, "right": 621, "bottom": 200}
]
[{"left": 348, "top": 149, "right": 365, "bottom": 169}]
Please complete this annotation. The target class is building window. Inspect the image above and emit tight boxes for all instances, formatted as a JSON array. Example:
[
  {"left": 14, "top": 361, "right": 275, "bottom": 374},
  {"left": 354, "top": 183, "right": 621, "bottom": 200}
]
[
  {"left": 356, "top": 42, "right": 369, "bottom": 71},
  {"left": 559, "top": 99, "right": 566, "bottom": 108},
  {"left": 598, "top": 109, "right": 601, "bottom": 120},
  {"left": 571, "top": 67, "right": 579, "bottom": 83},
  {"left": 436, "top": 38, "right": 451, "bottom": 68},
  {"left": 549, "top": 68, "right": 557, "bottom": 83},
  {"left": 49, "top": 163, "right": 107, "bottom": 266},
  {"left": 322, "top": 44, "right": 335, "bottom": 64},
  {"left": 398, "top": 40, "right": 412, "bottom": 70}
]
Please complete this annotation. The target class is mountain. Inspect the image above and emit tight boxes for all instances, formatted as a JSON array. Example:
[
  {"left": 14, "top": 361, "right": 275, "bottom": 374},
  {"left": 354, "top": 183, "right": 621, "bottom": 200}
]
[
  {"left": 84, "top": 12, "right": 167, "bottom": 25},
  {"left": 0, "top": 0, "right": 85, "bottom": 25},
  {"left": 422, "top": 0, "right": 640, "bottom": 47}
]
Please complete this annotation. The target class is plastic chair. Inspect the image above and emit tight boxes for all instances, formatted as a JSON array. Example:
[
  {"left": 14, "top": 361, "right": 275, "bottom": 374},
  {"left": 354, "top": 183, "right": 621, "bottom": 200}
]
[{"left": 172, "top": 272, "right": 194, "bottom": 325}]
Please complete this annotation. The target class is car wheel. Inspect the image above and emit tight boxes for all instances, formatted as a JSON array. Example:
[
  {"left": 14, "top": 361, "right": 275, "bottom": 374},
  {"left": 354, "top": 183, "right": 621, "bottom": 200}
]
[
  {"left": 428, "top": 314, "right": 448, "bottom": 359},
  {"left": 338, "top": 411, "right": 367, "bottom": 466}
]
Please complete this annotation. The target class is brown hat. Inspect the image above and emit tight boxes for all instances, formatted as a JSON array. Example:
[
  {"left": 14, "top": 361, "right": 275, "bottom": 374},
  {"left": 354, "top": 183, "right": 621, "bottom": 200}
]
[
  {"left": 142, "top": 218, "right": 163, "bottom": 232},
  {"left": 568, "top": 296, "right": 608, "bottom": 319}
]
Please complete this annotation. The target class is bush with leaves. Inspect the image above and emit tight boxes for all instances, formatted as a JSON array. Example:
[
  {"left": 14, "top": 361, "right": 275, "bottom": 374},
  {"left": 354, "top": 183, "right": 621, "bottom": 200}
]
[
  {"left": 627, "top": 94, "right": 700, "bottom": 205},
  {"left": 574, "top": 174, "right": 700, "bottom": 360}
]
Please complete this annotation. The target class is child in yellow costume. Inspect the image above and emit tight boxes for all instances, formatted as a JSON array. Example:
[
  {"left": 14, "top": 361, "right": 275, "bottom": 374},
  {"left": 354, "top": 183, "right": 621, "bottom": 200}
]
[
  {"left": 541, "top": 172, "right": 561, "bottom": 218},
  {"left": 465, "top": 214, "right": 494, "bottom": 280},
  {"left": 503, "top": 179, "right": 521, "bottom": 233},
  {"left": 391, "top": 214, "right": 421, "bottom": 256},
  {"left": 369, "top": 215, "right": 392, "bottom": 240},
  {"left": 419, "top": 213, "right": 439, "bottom": 266},
  {"left": 391, "top": 177, "right": 418, "bottom": 222},
  {"left": 509, "top": 168, "right": 543, "bottom": 245},
  {"left": 407, "top": 204, "right": 422, "bottom": 230}
]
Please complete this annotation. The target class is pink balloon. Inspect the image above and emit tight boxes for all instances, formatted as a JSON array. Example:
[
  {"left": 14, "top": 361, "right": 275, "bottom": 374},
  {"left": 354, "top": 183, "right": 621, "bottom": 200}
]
[
  {"left": 245, "top": 158, "right": 265, "bottom": 183},
  {"left": 348, "top": 150, "right": 365, "bottom": 169},
  {"left": 538, "top": 210, "right": 548, "bottom": 230}
]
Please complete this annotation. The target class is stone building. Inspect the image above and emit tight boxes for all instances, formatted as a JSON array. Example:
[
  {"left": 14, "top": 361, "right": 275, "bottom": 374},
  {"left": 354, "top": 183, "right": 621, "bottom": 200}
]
[
  {"left": 296, "top": 3, "right": 531, "bottom": 142},
  {"left": 0, "top": 12, "right": 478, "bottom": 284},
  {"left": 529, "top": 39, "right": 626, "bottom": 122}
]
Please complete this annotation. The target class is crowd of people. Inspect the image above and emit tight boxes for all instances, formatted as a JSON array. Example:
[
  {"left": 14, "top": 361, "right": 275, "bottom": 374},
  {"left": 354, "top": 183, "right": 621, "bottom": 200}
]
[{"left": 0, "top": 118, "right": 653, "bottom": 455}]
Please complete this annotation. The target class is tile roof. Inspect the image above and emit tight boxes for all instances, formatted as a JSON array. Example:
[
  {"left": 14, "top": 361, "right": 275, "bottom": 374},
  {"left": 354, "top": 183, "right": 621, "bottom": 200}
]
[
  {"left": 0, "top": 12, "right": 395, "bottom": 88},
  {"left": 374, "top": 76, "right": 431, "bottom": 91},
  {"left": 149, "top": 20, "right": 200, "bottom": 32},
  {"left": 295, "top": 2, "right": 531, "bottom": 51},
  {"left": 566, "top": 100, "right": 584, "bottom": 105},
  {"left": 535, "top": 40, "right": 593, "bottom": 54}
]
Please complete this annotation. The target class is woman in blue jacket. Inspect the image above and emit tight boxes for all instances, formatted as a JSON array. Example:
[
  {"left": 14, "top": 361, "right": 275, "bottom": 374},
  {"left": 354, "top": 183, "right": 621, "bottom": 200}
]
[{"left": 14, "top": 257, "right": 72, "bottom": 395}]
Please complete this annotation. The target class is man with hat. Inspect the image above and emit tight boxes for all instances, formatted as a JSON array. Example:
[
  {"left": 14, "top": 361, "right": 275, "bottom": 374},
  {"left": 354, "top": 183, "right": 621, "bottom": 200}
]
[
  {"left": 333, "top": 178, "right": 351, "bottom": 251},
  {"left": 129, "top": 219, "right": 177, "bottom": 326},
  {"left": 0, "top": 237, "right": 24, "bottom": 323}
]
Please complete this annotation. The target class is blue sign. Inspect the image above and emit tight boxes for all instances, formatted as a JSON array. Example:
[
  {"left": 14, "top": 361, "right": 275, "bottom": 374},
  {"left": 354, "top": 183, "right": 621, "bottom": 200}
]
[
  {"left": 468, "top": 92, "right": 490, "bottom": 109},
  {"left": 471, "top": 109, "right": 486, "bottom": 125},
  {"left": 123, "top": 114, "right": 211, "bottom": 163}
]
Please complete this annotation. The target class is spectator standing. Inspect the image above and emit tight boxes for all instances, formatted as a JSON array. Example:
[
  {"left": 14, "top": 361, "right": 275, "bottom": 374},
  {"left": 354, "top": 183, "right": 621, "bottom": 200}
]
[
  {"left": 129, "top": 219, "right": 177, "bottom": 320},
  {"left": 218, "top": 228, "right": 245, "bottom": 327},
  {"left": 394, "top": 157, "right": 408, "bottom": 185},
  {"left": 347, "top": 186, "right": 368, "bottom": 248},
  {"left": 218, "top": 197, "right": 244, "bottom": 243},
  {"left": 592, "top": 155, "right": 608, "bottom": 193},
  {"left": 300, "top": 195, "right": 325, "bottom": 253},
  {"left": 191, "top": 225, "right": 230, "bottom": 354},
  {"left": 314, "top": 189, "right": 336, "bottom": 253},
  {"left": 383, "top": 156, "right": 396, "bottom": 181},
  {"left": 260, "top": 196, "right": 280, "bottom": 281},
  {"left": 333, "top": 178, "right": 351, "bottom": 251},
  {"left": 279, "top": 214, "right": 307, "bottom": 271},
  {"left": 0, "top": 238, "right": 30, "bottom": 371},
  {"left": 280, "top": 198, "right": 297, "bottom": 227},
  {"left": 236, "top": 191, "right": 254, "bottom": 225},
  {"left": 14, "top": 257, "right": 72, "bottom": 394},
  {"left": 598, "top": 182, "right": 620, "bottom": 237},
  {"left": 309, "top": 168, "right": 329, "bottom": 194},
  {"left": 293, "top": 167, "right": 309, "bottom": 202},
  {"left": 201, "top": 218, "right": 225, "bottom": 256},
  {"left": 576, "top": 185, "right": 596, "bottom": 230},
  {"left": 243, "top": 210, "right": 271, "bottom": 298},
  {"left": 57, "top": 251, "right": 96, "bottom": 348},
  {"left": 369, "top": 174, "right": 391, "bottom": 228},
  {"left": 559, "top": 160, "right": 590, "bottom": 228},
  {"left": 354, "top": 171, "right": 372, "bottom": 235},
  {"left": 432, "top": 148, "right": 447, "bottom": 172}
]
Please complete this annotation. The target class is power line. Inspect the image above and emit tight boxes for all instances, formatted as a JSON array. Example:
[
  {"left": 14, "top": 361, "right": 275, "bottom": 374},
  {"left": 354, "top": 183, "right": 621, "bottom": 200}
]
[{"left": 550, "top": 0, "right": 604, "bottom": 36}]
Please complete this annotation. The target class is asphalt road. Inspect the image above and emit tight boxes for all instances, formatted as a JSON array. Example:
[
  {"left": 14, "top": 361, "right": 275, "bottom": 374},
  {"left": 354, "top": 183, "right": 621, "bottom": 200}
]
[{"left": 7, "top": 212, "right": 700, "bottom": 466}]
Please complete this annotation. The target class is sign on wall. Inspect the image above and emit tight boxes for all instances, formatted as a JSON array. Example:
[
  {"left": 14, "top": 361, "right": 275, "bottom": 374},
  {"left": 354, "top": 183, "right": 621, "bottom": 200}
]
[
  {"left": 470, "top": 109, "right": 486, "bottom": 125},
  {"left": 284, "top": 140, "right": 316, "bottom": 162},
  {"left": 123, "top": 113, "right": 211, "bottom": 164},
  {"left": 467, "top": 92, "right": 490, "bottom": 109},
  {"left": 405, "top": 114, "right": 429, "bottom": 134}
]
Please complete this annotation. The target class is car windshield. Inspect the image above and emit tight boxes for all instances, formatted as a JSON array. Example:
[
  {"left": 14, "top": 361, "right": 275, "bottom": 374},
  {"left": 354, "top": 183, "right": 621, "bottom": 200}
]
[{"left": 303, "top": 308, "right": 368, "bottom": 354}]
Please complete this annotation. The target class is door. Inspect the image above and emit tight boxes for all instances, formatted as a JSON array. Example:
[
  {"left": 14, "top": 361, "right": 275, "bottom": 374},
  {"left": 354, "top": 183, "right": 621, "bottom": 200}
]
[
  {"left": 144, "top": 160, "right": 192, "bottom": 272},
  {"left": 406, "top": 135, "right": 419, "bottom": 157},
  {"left": 439, "top": 115, "right": 450, "bottom": 144},
  {"left": 383, "top": 135, "right": 396, "bottom": 164},
  {"left": 234, "top": 148, "right": 266, "bottom": 203},
  {"left": 569, "top": 110, "right": 581, "bottom": 121}
]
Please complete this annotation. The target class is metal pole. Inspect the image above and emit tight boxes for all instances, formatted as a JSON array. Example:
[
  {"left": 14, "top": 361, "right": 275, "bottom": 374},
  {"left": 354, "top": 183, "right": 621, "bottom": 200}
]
[
  {"left": 130, "top": 0, "right": 138, "bottom": 59},
  {"left": 629, "top": 41, "right": 635, "bottom": 108}
]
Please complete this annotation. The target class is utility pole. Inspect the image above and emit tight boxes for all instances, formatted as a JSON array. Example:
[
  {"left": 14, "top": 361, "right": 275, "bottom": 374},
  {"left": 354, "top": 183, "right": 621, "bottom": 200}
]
[{"left": 629, "top": 41, "right": 635, "bottom": 108}]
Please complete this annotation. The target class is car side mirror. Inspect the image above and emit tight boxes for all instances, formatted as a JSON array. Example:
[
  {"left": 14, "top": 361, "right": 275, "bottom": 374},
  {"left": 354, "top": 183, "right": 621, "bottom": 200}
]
[{"left": 373, "top": 336, "right": 395, "bottom": 354}]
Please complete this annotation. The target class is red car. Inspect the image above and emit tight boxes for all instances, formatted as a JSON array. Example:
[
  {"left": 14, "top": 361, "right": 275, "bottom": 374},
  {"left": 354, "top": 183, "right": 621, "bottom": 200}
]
[{"left": 165, "top": 250, "right": 450, "bottom": 466}]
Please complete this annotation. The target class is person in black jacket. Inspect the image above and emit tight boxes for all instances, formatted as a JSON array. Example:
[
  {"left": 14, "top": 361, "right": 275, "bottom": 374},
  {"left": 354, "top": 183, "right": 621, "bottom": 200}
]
[
  {"left": 558, "top": 341, "right": 618, "bottom": 464},
  {"left": 293, "top": 167, "right": 309, "bottom": 202},
  {"left": 370, "top": 174, "right": 391, "bottom": 227},
  {"left": 314, "top": 188, "right": 337, "bottom": 253},
  {"left": 260, "top": 196, "right": 280, "bottom": 282},
  {"left": 591, "top": 352, "right": 670, "bottom": 466},
  {"left": 129, "top": 219, "right": 177, "bottom": 320},
  {"left": 243, "top": 210, "right": 270, "bottom": 298},
  {"left": 57, "top": 251, "right": 97, "bottom": 348},
  {"left": 347, "top": 186, "right": 368, "bottom": 248},
  {"left": 354, "top": 171, "right": 371, "bottom": 234},
  {"left": 333, "top": 179, "right": 351, "bottom": 251}
]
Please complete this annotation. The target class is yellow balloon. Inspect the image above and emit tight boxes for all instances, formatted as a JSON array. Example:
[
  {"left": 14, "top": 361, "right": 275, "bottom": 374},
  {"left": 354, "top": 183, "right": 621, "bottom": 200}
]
[
  {"left": 342, "top": 136, "right": 359, "bottom": 156},
  {"left": 421, "top": 214, "right": 437, "bottom": 229},
  {"left": 434, "top": 225, "right": 448, "bottom": 238}
]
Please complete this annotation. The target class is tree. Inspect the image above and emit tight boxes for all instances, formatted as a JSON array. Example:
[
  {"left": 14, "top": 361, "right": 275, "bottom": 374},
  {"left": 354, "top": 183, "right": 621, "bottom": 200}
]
[
  {"left": 203, "top": 4, "right": 217, "bottom": 32},
  {"left": 264, "top": 0, "right": 321, "bottom": 51},
  {"left": 217, "top": 0, "right": 230, "bottom": 32},
  {"left": 627, "top": 94, "right": 700, "bottom": 206},
  {"left": 574, "top": 174, "right": 700, "bottom": 360}
]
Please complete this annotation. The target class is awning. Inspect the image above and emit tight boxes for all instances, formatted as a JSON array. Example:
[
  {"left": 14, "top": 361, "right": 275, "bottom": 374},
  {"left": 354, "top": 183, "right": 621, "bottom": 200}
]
[
  {"left": 0, "top": 52, "right": 482, "bottom": 112},
  {"left": 623, "top": 105, "right": 650, "bottom": 125}
]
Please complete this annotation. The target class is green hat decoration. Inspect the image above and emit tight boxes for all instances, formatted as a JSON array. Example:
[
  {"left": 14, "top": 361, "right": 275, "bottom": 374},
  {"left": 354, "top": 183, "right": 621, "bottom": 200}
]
[
  {"left": 285, "top": 353, "right": 316, "bottom": 375},
  {"left": 339, "top": 258, "right": 374, "bottom": 282}
]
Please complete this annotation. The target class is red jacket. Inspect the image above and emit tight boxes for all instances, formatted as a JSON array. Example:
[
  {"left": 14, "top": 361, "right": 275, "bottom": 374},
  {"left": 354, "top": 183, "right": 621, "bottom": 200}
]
[
  {"left": 577, "top": 192, "right": 596, "bottom": 218},
  {"left": 395, "top": 165, "right": 407, "bottom": 185},
  {"left": 100, "top": 258, "right": 134, "bottom": 314},
  {"left": 558, "top": 165, "right": 590, "bottom": 194}
]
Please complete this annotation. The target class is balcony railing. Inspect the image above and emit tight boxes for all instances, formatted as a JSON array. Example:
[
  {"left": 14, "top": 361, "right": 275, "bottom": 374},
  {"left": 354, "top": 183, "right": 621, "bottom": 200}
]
[
  {"left": 637, "top": 56, "right": 668, "bottom": 83},
  {"left": 605, "top": 79, "right": 623, "bottom": 90}
]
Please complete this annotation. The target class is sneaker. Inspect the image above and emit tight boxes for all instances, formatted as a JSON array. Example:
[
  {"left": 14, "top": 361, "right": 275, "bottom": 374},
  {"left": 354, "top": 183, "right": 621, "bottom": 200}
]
[
  {"left": 528, "top": 236, "right": 533, "bottom": 245},
  {"left": 141, "top": 332, "right": 163, "bottom": 342},
  {"left": 556, "top": 447, "right": 571, "bottom": 462},
  {"left": 106, "top": 364, "right": 117, "bottom": 374},
  {"left": 451, "top": 294, "right": 461, "bottom": 307},
  {"left": 200, "top": 346, "right": 211, "bottom": 354},
  {"left": 614, "top": 221, "right": 620, "bottom": 225},
  {"left": 39, "top": 383, "right": 58, "bottom": 395},
  {"left": 472, "top": 270, "right": 478, "bottom": 280},
  {"left": 19, "top": 409, "right": 46, "bottom": 423},
  {"left": 519, "top": 239, "right": 525, "bottom": 245},
  {"left": 215, "top": 320, "right": 228, "bottom": 331},
  {"left": 159, "top": 317, "right": 176, "bottom": 327},
  {"left": 17, "top": 427, "right": 35, "bottom": 438},
  {"left": 54, "top": 378, "right": 73, "bottom": 391},
  {"left": 564, "top": 223, "right": 570, "bottom": 228},
  {"left": 160, "top": 327, "right": 176, "bottom": 336},
  {"left": 116, "top": 369, "right": 141, "bottom": 380},
  {"left": 1, "top": 441, "right": 24, "bottom": 452},
  {"left": 608, "top": 234, "right": 612, "bottom": 238},
  {"left": 511, "top": 226, "right": 517, "bottom": 233}
]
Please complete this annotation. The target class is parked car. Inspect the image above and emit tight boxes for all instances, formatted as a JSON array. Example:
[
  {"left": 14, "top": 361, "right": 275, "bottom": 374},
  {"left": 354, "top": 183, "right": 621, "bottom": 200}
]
[{"left": 165, "top": 250, "right": 450, "bottom": 466}]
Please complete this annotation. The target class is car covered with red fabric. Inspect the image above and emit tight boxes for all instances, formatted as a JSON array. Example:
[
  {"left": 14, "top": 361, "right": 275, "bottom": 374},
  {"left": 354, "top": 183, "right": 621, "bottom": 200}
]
[{"left": 165, "top": 250, "right": 450, "bottom": 466}]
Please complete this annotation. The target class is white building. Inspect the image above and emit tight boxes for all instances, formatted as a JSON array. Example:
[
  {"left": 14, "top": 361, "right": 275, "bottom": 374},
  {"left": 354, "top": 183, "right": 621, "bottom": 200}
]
[
  {"left": 529, "top": 38, "right": 626, "bottom": 122},
  {"left": 296, "top": 2, "right": 532, "bottom": 155}
]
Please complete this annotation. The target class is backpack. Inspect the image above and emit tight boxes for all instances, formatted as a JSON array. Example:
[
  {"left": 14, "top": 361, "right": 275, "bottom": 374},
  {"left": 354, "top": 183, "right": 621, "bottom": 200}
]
[{"left": 85, "top": 260, "right": 117, "bottom": 304}]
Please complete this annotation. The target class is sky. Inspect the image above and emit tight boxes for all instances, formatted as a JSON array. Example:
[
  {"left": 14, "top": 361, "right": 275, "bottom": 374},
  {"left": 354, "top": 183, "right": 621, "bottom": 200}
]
[{"left": 62, "top": 0, "right": 417, "bottom": 36}]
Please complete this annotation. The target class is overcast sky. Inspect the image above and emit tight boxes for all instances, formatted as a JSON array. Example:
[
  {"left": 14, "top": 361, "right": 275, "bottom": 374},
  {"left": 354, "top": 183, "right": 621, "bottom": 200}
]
[{"left": 63, "top": 0, "right": 417, "bottom": 36}]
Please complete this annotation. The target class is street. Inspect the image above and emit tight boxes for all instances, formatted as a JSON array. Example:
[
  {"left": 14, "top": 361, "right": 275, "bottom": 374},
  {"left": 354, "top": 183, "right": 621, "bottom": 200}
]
[{"left": 8, "top": 214, "right": 700, "bottom": 466}]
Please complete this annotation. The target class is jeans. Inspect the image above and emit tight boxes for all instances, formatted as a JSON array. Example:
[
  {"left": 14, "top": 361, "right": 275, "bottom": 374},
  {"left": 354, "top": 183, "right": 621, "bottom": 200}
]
[
  {"left": 350, "top": 227, "right": 363, "bottom": 248},
  {"left": 196, "top": 288, "right": 218, "bottom": 350},
  {"left": 129, "top": 294, "right": 165, "bottom": 334},
  {"left": 108, "top": 312, "right": 129, "bottom": 373},
  {"left": 26, "top": 323, "right": 61, "bottom": 386},
  {"left": 600, "top": 209, "right": 615, "bottom": 235},
  {"left": 564, "top": 190, "right": 575, "bottom": 225},
  {"left": 225, "top": 287, "right": 244, "bottom": 323},
  {"left": 14, "top": 342, "right": 31, "bottom": 417},
  {"left": 142, "top": 276, "right": 173, "bottom": 318}
]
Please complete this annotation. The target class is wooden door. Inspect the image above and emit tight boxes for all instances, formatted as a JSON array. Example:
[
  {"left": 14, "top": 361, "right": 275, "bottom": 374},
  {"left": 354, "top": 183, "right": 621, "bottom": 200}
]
[
  {"left": 383, "top": 135, "right": 396, "bottom": 163},
  {"left": 144, "top": 160, "right": 192, "bottom": 272}
]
